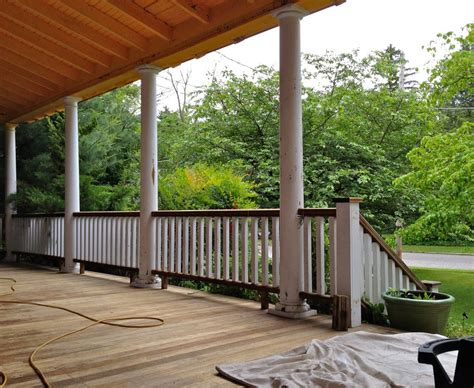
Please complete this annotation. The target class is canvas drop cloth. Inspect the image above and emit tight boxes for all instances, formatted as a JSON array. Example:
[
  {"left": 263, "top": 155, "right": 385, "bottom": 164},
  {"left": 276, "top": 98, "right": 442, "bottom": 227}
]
[{"left": 216, "top": 332, "right": 457, "bottom": 387}]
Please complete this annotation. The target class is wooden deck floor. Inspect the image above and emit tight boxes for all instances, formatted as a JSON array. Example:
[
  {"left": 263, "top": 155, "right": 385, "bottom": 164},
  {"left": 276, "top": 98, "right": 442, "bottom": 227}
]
[{"left": 0, "top": 263, "right": 397, "bottom": 387}]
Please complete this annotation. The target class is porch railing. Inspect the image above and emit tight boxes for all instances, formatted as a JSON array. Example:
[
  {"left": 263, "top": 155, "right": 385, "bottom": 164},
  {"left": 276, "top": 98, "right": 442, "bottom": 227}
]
[
  {"left": 12, "top": 213, "right": 64, "bottom": 258},
  {"left": 9, "top": 208, "right": 425, "bottom": 309},
  {"left": 74, "top": 212, "right": 139, "bottom": 269},
  {"left": 151, "top": 210, "right": 280, "bottom": 292}
]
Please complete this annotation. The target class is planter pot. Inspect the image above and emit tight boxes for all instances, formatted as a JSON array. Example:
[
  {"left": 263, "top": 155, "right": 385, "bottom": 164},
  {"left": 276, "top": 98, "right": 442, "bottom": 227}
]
[{"left": 382, "top": 291, "right": 455, "bottom": 334}]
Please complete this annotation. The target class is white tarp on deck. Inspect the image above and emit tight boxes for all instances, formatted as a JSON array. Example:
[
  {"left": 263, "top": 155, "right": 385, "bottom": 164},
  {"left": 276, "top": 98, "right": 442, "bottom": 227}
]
[{"left": 216, "top": 331, "right": 456, "bottom": 387}]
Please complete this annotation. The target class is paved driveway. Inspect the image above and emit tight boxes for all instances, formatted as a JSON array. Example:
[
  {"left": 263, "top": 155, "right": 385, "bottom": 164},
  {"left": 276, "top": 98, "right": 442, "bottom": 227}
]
[{"left": 402, "top": 252, "right": 474, "bottom": 270}]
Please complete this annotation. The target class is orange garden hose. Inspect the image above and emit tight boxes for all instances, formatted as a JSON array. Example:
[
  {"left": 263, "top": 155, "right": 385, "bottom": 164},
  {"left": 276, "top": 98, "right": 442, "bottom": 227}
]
[{"left": 0, "top": 277, "right": 165, "bottom": 388}]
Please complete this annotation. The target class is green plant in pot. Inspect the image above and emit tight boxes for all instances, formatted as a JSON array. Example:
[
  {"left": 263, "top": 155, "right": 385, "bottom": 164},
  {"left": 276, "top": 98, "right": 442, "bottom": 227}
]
[{"left": 382, "top": 289, "right": 455, "bottom": 334}]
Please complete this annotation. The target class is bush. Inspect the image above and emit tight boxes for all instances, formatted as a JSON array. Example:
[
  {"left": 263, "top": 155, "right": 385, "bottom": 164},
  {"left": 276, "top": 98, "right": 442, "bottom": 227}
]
[{"left": 159, "top": 163, "right": 257, "bottom": 210}]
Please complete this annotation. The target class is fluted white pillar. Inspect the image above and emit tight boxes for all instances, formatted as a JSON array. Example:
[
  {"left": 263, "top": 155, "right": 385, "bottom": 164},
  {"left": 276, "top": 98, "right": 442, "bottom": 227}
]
[
  {"left": 4, "top": 123, "right": 17, "bottom": 261},
  {"left": 63, "top": 96, "right": 81, "bottom": 273},
  {"left": 270, "top": 4, "right": 315, "bottom": 319},
  {"left": 132, "top": 65, "right": 161, "bottom": 288}
]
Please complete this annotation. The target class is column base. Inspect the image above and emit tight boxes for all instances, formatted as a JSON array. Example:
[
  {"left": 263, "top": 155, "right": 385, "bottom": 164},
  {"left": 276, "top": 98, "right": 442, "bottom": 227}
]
[
  {"left": 131, "top": 275, "right": 162, "bottom": 289},
  {"left": 59, "top": 262, "right": 80, "bottom": 274},
  {"left": 268, "top": 302, "right": 317, "bottom": 319}
]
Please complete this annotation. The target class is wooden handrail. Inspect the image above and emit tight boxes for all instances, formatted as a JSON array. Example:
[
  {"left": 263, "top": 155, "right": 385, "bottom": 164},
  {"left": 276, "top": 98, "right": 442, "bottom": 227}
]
[
  {"left": 12, "top": 213, "right": 65, "bottom": 218},
  {"left": 297, "top": 208, "right": 336, "bottom": 217},
  {"left": 152, "top": 209, "right": 280, "bottom": 217},
  {"left": 73, "top": 211, "right": 139, "bottom": 217},
  {"left": 359, "top": 215, "right": 426, "bottom": 290}
]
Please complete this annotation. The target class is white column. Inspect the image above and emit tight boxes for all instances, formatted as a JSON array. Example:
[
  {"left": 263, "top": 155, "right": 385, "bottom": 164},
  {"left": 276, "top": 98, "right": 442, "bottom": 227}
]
[
  {"left": 335, "top": 198, "right": 363, "bottom": 327},
  {"left": 63, "top": 96, "right": 81, "bottom": 273},
  {"left": 270, "top": 4, "right": 315, "bottom": 319},
  {"left": 132, "top": 65, "right": 161, "bottom": 288},
  {"left": 4, "top": 123, "right": 17, "bottom": 261}
]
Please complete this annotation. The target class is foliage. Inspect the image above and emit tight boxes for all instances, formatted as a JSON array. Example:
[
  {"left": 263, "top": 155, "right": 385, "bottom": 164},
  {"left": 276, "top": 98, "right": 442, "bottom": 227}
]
[
  {"left": 396, "top": 122, "right": 473, "bottom": 243},
  {"left": 159, "top": 163, "right": 256, "bottom": 210},
  {"left": 385, "top": 288, "right": 436, "bottom": 300},
  {"left": 424, "top": 23, "right": 473, "bottom": 129},
  {"left": 362, "top": 297, "right": 389, "bottom": 326},
  {"left": 14, "top": 85, "right": 141, "bottom": 213}
]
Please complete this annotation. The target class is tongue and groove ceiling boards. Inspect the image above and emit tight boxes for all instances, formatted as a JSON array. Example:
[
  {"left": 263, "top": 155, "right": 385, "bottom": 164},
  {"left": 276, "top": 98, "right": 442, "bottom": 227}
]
[{"left": 0, "top": 0, "right": 343, "bottom": 124}]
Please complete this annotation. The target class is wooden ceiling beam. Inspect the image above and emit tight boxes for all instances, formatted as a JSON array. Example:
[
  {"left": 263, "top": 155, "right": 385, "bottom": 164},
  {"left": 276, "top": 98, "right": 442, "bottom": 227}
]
[
  {"left": 0, "top": 88, "right": 35, "bottom": 106},
  {"left": 0, "top": 75, "right": 49, "bottom": 98},
  {"left": 0, "top": 17, "right": 96, "bottom": 74},
  {"left": 0, "top": 34, "right": 82, "bottom": 80},
  {"left": 60, "top": 0, "right": 149, "bottom": 51},
  {"left": 172, "top": 0, "right": 210, "bottom": 24},
  {"left": 19, "top": 0, "right": 129, "bottom": 59},
  {"left": 0, "top": 2, "right": 111, "bottom": 68},
  {"left": 106, "top": 0, "right": 173, "bottom": 41},
  {"left": 1, "top": 69, "right": 51, "bottom": 96},
  {"left": 0, "top": 49, "right": 67, "bottom": 86},
  {"left": 0, "top": 59, "right": 59, "bottom": 91},
  {"left": 1, "top": 80, "right": 44, "bottom": 100}
]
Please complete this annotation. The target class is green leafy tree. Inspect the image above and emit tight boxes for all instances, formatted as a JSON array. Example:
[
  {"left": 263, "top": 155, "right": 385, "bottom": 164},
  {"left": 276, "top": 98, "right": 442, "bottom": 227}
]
[{"left": 396, "top": 122, "right": 474, "bottom": 243}]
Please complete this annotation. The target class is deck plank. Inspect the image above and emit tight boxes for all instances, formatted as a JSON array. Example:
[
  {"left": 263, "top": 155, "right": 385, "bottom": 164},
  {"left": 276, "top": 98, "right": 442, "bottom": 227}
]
[{"left": 0, "top": 263, "right": 396, "bottom": 387}]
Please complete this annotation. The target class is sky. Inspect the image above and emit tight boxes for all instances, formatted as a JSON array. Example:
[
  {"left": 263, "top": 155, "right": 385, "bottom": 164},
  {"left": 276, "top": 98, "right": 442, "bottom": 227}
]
[{"left": 158, "top": 0, "right": 473, "bottom": 108}]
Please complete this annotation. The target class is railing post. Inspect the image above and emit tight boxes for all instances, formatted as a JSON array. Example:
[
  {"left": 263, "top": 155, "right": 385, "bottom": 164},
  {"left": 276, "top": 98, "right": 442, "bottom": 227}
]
[
  {"left": 132, "top": 65, "right": 161, "bottom": 289},
  {"left": 63, "top": 97, "right": 81, "bottom": 273},
  {"left": 335, "top": 198, "right": 363, "bottom": 327},
  {"left": 270, "top": 4, "right": 315, "bottom": 319},
  {"left": 4, "top": 123, "right": 17, "bottom": 261}
]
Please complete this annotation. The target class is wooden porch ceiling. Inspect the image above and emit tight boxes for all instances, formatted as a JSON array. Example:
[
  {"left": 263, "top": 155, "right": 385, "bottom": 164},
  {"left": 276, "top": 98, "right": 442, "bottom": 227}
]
[{"left": 0, "top": 0, "right": 344, "bottom": 125}]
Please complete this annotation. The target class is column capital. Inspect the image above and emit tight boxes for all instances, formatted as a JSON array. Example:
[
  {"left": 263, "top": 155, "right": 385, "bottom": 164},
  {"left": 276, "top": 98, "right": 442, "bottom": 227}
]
[
  {"left": 272, "top": 4, "right": 308, "bottom": 20},
  {"left": 136, "top": 64, "right": 162, "bottom": 76},
  {"left": 5, "top": 122, "right": 17, "bottom": 131},
  {"left": 64, "top": 96, "right": 81, "bottom": 107}
]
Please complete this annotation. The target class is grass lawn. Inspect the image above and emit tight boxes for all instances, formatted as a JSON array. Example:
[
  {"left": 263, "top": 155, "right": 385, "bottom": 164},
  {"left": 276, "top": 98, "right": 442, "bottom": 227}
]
[
  {"left": 412, "top": 267, "right": 474, "bottom": 336},
  {"left": 404, "top": 245, "right": 474, "bottom": 254}
]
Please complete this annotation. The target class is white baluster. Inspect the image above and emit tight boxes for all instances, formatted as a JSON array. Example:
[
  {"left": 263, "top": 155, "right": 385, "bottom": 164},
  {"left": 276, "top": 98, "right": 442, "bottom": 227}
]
[
  {"left": 214, "top": 217, "right": 221, "bottom": 279},
  {"left": 190, "top": 217, "right": 197, "bottom": 275},
  {"left": 272, "top": 217, "right": 280, "bottom": 287},
  {"left": 223, "top": 217, "right": 230, "bottom": 280},
  {"left": 156, "top": 218, "right": 162, "bottom": 270},
  {"left": 206, "top": 218, "right": 213, "bottom": 277},
  {"left": 251, "top": 218, "right": 259, "bottom": 284},
  {"left": 316, "top": 217, "right": 326, "bottom": 295},
  {"left": 303, "top": 217, "right": 312, "bottom": 293},
  {"left": 402, "top": 275, "right": 410, "bottom": 290},
  {"left": 388, "top": 259, "right": 396, "bottom": 289},
  {"left": 169, "top": 217, "right": 175, "bottom": 273},
  {"left": 363, "top": 233, "right": 373, "bottom": 301},
  {"left": 183, "top": 217, "right": 189, "bottom": 274},
  {"left": 198, "top": 218, "right": 205, "bottom": 276},
  {"left": 262, "top": 217, "right": 269, "bottom": 286},
  {"left": 372, "top": 243, "right": 382, "bottom": 303},
  {"left": 232, "top": 217, "right": 239, "bottom": 282},
  {"left": 329, "top": 216, "right": 337, "bottom": 295},
  {"left": 241, "top": 217, "right": 249, "bottom": 283},
  {"left": 176, "top": 217, "right": 182, "bottom": 273},
  {"left": 380, "top": 251, "right": 389, "bottom": 295},
  {"left": 162, "top": 218, "right": 168, "bottom": 271}
]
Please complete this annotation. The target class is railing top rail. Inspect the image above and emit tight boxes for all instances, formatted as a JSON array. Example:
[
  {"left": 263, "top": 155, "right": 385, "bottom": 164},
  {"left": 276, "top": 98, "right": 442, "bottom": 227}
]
[
  {"left": 73, "top": 211, "right": 140, "bottom": 217},
  {"left": 152, "top": 209, "right": 280, "bottom": 217},
  {"left": 13, "top": 213, "right": 65, "bottom": 218},
  {"left": 359, "top": 215, "right": 426, "bottom": 290},
  {"left": 298, "top": 208, "right": 336, "bottom": 217}
]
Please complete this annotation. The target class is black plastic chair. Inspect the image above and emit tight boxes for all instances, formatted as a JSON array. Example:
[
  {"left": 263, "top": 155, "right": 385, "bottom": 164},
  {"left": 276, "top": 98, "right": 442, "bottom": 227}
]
[{"left": 418, "top": 336, "right": 474, "bottom": 387}]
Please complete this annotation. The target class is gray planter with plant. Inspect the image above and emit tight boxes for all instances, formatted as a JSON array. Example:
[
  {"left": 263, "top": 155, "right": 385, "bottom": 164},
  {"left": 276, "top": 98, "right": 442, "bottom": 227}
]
[{"left": 382, "top": 290, "right": 455, "bottom": 334}]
